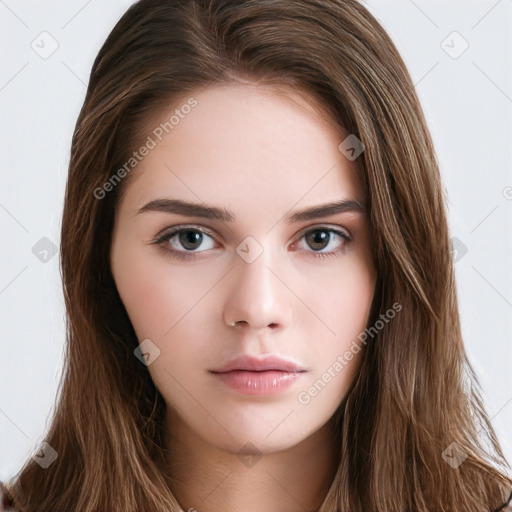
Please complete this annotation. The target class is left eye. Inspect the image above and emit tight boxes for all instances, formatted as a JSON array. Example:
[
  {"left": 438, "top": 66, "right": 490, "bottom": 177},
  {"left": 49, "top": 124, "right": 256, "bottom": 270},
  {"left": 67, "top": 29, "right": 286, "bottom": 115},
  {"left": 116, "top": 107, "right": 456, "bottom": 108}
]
[{"left": 296, "top": 228, "right": 350, "bottom": 253}]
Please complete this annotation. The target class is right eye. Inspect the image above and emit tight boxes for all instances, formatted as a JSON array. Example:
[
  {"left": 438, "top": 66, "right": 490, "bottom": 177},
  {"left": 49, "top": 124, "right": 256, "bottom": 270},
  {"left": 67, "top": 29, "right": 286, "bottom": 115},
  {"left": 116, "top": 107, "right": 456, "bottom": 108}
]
[{"left": 153, "top": 225, "right": 218, "bottom": 259}]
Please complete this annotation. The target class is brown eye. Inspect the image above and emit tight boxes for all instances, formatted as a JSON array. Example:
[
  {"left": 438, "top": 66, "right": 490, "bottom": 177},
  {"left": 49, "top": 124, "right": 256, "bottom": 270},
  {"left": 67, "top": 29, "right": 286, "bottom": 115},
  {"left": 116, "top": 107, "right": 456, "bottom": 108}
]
[
  {"left": 155, "top": 226, "right": 217, "bottom": 257},
  {"left": 305, "top": 230, "right": 331, "bottom": 251},
  {"left": 293, "top": 227, "right": 351, "bottom": 258}
]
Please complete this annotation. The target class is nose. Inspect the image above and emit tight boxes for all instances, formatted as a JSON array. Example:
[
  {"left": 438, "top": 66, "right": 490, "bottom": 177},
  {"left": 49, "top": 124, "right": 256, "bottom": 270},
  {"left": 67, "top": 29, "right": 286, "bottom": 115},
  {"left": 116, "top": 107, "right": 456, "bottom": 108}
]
[{"left": 222, "top": 246, "right": 293, "bottom": 332}]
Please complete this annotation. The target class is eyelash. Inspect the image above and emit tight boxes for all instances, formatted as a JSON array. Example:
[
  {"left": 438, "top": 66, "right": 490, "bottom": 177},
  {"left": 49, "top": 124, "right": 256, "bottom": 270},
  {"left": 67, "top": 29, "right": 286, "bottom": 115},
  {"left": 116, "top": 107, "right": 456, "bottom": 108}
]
[{"left": 151, "top": 224, "right": 352, "bottom": 261}]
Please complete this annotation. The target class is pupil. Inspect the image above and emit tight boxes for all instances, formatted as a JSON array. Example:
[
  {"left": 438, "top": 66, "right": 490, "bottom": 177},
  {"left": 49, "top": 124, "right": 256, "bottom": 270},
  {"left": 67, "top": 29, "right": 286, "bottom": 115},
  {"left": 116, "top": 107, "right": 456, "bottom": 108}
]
[
  {"left": 307, "top": 230, "right": 329, "bottom": 251},
  {"left": 179, "top": 230, "right": 202, "bottom": 250}
]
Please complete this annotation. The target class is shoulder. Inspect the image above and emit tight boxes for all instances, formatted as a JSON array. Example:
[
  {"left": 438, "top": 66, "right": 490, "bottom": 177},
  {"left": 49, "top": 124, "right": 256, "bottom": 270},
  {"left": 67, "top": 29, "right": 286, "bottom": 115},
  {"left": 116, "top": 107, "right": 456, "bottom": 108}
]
[{"left": 0, "top": 482, "right": 23, "bottom": 512}]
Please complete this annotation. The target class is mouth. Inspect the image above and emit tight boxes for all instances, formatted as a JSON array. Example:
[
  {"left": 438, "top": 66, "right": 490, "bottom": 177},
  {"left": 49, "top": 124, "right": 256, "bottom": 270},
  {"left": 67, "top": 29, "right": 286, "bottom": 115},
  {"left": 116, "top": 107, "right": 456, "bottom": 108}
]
[{"left": 209, "top": 355, "right": 308, "bottom": 395}]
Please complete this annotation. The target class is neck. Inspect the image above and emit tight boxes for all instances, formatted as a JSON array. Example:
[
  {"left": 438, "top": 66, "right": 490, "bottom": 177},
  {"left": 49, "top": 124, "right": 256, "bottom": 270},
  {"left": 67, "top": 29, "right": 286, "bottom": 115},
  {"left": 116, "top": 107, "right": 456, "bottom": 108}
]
[{"left": 164, "top": 412, "right": 338, "bottom": 512}]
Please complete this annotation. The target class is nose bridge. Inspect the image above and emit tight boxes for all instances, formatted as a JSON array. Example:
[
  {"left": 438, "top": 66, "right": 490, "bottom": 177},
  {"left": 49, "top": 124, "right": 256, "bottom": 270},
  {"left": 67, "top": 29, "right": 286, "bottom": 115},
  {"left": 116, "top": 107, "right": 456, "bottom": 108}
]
[
  {"left": 223, "top": 240, "right": 292, "bottom": 329},
  {"left": 236, "top": 244, "right": 273, "bottom": 300}
]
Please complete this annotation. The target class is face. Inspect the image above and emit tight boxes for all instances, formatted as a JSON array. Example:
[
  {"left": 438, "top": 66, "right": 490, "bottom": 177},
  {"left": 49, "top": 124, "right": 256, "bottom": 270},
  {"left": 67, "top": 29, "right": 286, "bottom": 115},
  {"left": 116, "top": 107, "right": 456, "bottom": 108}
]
[{"left": 110, "top": 82, "right": 376, "bottom": 455}]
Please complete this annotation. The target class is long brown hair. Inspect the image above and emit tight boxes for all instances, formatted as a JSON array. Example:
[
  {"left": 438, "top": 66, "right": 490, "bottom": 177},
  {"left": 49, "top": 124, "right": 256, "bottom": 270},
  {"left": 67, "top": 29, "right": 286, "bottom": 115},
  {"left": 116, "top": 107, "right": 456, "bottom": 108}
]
[{"left": 5, "top": 0, "right": 511, "bottom": 510}]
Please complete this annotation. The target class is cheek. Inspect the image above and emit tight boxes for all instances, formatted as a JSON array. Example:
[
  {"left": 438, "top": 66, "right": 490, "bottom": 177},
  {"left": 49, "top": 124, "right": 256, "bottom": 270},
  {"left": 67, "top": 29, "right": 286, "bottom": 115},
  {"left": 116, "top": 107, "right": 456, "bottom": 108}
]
[
  {"left": 113, "top": 261, "right": 177, "bottom": 340},
  {"left": 299, "top": 255, "right": 375, "bottom": 404},
  {"left": 295, "top": 266, "right": 373, "bottom": 414},
  {"left": 307, "top": 258, "right": 375, "bottom": 348},
  {"left": 112, "top": 252, "right": 212, "bottom": 399},
  {"left": 112, "top": 244, "right": 216, "bottom": 340}
]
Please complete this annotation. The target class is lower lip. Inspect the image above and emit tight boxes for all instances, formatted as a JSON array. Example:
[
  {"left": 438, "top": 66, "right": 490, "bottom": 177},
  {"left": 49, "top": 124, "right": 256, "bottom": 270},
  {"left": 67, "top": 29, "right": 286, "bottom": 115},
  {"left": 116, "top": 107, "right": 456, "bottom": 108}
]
[{"left": 212, "top": 370, "right": 304, "bottom": 395}]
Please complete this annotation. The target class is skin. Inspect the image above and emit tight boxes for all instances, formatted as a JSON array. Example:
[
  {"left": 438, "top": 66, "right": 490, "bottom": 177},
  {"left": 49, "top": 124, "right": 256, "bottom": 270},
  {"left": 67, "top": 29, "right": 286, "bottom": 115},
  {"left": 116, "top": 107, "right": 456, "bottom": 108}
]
[{"left": 110, "top": 82, "right": 376, "bottom": 512}]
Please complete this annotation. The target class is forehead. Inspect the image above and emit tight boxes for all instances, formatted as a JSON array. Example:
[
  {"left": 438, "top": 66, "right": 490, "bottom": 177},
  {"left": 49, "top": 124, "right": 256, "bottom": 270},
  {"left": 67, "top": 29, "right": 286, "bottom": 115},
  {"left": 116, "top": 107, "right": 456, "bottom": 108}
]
[{"left": 118, "top": 83, "right": 363, "bottom": 219}]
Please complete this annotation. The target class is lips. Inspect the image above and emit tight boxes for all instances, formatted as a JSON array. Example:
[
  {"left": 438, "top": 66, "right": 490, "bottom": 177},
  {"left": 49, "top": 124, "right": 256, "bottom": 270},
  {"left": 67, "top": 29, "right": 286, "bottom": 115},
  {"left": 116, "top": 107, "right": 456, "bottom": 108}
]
[
  {"left": 210, "top": 354, "right": 307, "bottom": 374},
  {"left": 209, "top": 355, "right": 308, "bottom": 395}
]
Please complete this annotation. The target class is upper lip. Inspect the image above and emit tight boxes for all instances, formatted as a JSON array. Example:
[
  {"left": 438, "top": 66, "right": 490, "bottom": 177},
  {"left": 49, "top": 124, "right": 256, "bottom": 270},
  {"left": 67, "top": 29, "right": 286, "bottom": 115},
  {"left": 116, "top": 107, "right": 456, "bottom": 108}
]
[{"left": 210, "top": 355, "right": 307, "bottom": 373}]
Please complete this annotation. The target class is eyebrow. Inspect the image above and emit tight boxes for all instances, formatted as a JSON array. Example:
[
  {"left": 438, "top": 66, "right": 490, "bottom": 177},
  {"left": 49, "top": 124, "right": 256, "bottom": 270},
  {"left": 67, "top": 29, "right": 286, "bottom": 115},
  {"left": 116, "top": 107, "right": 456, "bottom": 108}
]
[{"left": 137, "top": 198, "right": 365, "bottom": 223}]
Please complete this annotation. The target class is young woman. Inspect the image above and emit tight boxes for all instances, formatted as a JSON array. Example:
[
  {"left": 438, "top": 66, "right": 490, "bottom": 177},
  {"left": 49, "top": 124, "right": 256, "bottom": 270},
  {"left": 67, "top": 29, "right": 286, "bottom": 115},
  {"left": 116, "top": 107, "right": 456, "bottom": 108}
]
[{"left": 1, "top": 0, "right": 511, "bottom": 510}]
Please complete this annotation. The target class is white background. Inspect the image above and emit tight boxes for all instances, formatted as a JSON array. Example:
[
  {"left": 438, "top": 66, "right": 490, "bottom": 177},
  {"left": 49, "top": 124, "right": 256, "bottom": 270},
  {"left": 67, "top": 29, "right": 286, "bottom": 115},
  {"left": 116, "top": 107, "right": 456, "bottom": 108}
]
[{"left": 1, "top": 0, "right": 511, "bottom": 480}]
